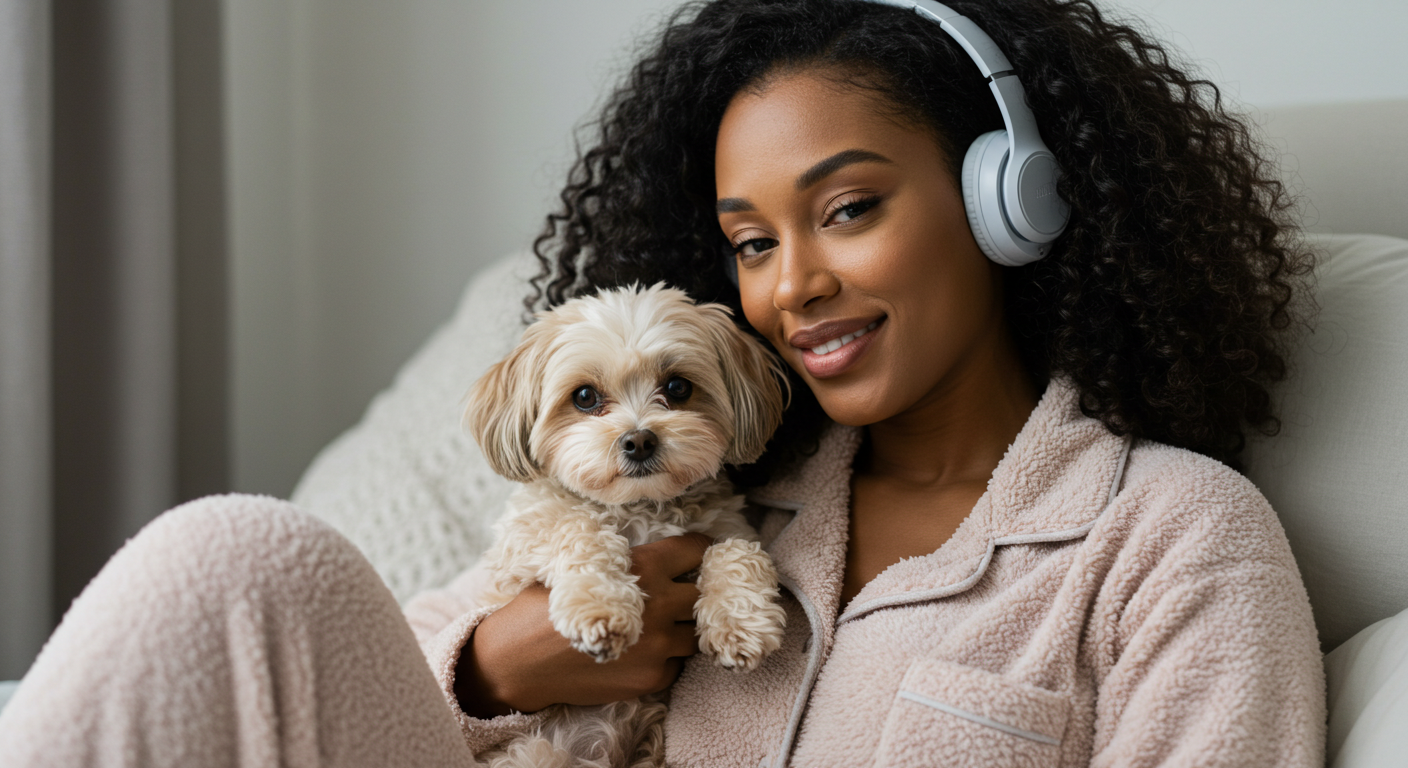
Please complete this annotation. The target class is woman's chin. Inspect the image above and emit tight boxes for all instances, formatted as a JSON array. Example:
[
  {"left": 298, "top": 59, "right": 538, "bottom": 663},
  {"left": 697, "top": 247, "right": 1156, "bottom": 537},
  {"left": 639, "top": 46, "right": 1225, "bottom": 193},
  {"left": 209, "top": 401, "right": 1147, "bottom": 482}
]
[
  {"left": 811, "top": 392, "right": 896, "bottom": 429},
  {"left": 804, "top": 368, "right": 906, "bottom": 427}
]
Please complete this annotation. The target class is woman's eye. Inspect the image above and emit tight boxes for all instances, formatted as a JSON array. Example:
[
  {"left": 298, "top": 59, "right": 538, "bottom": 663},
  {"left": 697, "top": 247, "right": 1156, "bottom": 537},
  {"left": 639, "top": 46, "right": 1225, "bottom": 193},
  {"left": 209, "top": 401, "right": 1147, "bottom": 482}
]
[
  {"left": 572, "top": 385, "right": 601, "bottom": 411},
  {"left": 664, "top": 377, "right": 693, "bottom": 402},
  {"left": 829, "top": 196, "right": 879, "bottom": 224},
  {"left": 734, "top": 237, "right": 777, "bottom": 258}
]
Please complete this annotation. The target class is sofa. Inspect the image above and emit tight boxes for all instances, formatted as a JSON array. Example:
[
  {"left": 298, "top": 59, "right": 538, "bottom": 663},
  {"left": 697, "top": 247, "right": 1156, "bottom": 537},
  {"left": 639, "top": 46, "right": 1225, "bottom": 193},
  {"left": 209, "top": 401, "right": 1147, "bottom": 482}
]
[{"left": 3, "top": 99, "right": 1405, "bottom": 766}]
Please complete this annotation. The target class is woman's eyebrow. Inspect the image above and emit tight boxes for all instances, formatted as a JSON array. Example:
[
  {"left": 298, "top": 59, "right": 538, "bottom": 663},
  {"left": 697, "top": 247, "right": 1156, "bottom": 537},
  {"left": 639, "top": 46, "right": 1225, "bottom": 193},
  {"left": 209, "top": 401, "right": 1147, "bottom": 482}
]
[
  {"left": 794, "top": 148, "right": 893, "bottom": 191},
  {"left": 715, "top": 148, "right": 894, "bottom": 214},
  {"left": 716, "top": 197, "right": 755, "bottom": 214}
]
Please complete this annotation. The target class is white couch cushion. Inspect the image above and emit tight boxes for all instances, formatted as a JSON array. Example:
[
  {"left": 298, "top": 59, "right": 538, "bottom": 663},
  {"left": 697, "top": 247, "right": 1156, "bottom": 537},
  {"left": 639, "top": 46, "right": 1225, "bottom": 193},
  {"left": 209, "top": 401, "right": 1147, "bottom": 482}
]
[
  {"left": 1243, "top": 233, "right": 1408, "bottom": 649},
  {"left": 1324, "top": 607, "right": 1408, "bottom": 768}
]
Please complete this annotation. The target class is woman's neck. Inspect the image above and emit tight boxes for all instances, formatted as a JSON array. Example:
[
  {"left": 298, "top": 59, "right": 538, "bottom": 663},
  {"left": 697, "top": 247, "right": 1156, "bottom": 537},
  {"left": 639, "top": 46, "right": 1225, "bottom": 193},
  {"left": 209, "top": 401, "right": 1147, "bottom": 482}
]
[
  {"left": 841, "top": 325, "right": 1039, "bottom": 607},
  {"left": 858, "top": 327, "right": 1038, "bottom": 489}
]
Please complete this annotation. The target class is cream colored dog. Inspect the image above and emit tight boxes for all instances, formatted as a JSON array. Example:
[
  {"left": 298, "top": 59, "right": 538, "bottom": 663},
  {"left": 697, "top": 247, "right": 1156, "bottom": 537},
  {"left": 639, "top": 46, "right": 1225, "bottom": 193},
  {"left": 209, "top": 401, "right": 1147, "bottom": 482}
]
[{"left": 466, "top": 283, "right": 790, "bottom": 768}]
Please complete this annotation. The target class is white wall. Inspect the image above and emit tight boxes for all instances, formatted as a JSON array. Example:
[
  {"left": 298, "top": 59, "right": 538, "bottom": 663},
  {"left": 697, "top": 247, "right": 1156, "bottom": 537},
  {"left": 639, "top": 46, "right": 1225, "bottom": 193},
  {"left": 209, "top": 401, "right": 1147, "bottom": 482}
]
[
  {"left": 225, "top": 0, "right": 1408, "bottom": 498},
  {"left": 1104, "top": 0, "right": 1408, "bottom": 108}
]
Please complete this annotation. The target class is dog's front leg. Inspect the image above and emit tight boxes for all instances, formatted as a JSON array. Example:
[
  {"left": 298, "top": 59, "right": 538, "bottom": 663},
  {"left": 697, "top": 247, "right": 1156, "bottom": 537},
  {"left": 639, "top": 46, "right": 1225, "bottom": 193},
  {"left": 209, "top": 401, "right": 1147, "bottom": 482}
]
[
  {"left": 540, "top": 518, "right": 646, "bottom": 663},
  {"left": 694, "top": 539, "right": 787, "bottom": 671}
]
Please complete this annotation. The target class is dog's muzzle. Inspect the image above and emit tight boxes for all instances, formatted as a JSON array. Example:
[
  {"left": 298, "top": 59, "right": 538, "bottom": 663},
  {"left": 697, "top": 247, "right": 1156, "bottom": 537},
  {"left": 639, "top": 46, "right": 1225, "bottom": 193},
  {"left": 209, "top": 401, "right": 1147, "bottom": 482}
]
[{"left": 619, "top": 429, "right": 659, "bottom": 475}]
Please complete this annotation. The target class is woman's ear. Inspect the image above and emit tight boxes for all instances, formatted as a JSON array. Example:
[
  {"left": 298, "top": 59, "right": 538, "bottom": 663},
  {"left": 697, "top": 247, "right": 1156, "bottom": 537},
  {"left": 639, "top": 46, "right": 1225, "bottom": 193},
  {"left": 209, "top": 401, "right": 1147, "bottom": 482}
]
[
  {"left": 464, "top": 326, "right": 547, "bottom": 483},
  {"left": 702, "top": 305, "right": 789, "bottom": 466}
]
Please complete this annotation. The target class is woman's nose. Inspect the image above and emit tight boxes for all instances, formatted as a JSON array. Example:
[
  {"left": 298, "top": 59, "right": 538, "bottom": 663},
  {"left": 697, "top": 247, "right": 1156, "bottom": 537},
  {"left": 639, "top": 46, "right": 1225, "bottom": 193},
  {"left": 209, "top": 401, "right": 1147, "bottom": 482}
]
[{"left": 771, "top": 239, "right": 840, "bottom": 313}]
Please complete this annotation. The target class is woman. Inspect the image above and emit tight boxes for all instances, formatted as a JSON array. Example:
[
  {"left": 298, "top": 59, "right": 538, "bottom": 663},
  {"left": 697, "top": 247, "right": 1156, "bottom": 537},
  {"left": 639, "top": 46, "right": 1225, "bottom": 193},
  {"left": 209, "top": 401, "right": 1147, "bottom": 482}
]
[
  {"left": 0, "top": 0, "right": 1322, "bottom": 766},
  {"left": 438, "top": 0, "right": 1322, "bottom": 764}
]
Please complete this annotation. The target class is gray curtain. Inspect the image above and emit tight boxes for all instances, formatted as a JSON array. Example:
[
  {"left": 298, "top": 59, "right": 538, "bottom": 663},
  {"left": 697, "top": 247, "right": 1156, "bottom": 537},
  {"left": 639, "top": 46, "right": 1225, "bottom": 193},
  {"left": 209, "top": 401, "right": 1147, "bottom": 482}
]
[
  {"left": 0, "top": 0, "right": 227, "bottom": 681},
  {"left": 0, "top": 0, "right": 53, "bottom": 682}
]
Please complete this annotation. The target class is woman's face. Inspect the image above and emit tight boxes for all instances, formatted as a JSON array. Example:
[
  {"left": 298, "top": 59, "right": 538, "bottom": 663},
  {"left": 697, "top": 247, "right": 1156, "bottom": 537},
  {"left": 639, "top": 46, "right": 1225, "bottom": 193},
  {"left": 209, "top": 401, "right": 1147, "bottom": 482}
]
[{"left": 715, "top": 68, "right": 1006, "bottom": 427}]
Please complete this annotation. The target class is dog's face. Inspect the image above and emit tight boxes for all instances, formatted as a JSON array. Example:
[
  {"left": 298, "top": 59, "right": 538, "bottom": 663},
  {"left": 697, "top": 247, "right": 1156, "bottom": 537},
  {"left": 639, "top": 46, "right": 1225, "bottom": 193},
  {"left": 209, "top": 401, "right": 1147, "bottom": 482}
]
[{"left": 467, "top": 284, "right": 788, "bottom": 505}]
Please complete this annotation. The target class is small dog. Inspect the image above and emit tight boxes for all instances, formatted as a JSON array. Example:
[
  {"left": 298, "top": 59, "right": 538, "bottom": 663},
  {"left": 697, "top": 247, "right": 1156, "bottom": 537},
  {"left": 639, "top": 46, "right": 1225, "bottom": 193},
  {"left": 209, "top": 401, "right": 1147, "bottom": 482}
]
[{"left": 465, "top": 283, "right": 790, "bottom": 768}]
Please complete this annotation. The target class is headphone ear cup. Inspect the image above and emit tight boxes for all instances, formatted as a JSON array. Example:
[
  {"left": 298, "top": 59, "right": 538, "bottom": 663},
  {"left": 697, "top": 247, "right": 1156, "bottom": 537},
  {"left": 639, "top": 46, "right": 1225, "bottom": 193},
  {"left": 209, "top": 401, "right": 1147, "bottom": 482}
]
[
  {"left": 961, "top": 130, "right": 1006, "bottom": 265},
  {"left": 960, "top": 129, "right": 1052, "bottom": 268}
]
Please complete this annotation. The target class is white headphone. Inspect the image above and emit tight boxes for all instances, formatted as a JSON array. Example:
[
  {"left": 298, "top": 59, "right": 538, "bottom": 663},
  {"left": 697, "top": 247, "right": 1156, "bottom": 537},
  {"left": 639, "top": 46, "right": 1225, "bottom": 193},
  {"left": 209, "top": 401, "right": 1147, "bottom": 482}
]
[{"left": 868, "top": 0, "right": 1069, "bottom": 266}]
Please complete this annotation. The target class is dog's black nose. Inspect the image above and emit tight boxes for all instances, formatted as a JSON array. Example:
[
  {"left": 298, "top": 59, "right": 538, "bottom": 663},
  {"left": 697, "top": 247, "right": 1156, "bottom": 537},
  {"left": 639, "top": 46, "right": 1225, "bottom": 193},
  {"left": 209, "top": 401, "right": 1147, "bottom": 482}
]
[{"left": 620, "top": 429, "right": 658, "bottom": 462}]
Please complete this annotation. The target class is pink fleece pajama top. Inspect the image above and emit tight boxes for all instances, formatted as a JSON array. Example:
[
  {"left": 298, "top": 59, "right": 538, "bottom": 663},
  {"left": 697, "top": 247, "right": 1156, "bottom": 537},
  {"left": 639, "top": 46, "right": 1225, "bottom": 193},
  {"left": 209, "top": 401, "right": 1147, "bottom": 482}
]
[{"left": 403, "top": 378, "right": 1326, "bottom": 767}]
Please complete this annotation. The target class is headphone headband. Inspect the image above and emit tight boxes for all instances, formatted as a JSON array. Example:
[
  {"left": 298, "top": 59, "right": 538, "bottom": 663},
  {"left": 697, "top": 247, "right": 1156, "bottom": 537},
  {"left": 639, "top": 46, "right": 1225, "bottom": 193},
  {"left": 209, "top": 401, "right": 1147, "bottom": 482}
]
[{"left": 866, "top": 0, "right": 1070, "bottom": 262}]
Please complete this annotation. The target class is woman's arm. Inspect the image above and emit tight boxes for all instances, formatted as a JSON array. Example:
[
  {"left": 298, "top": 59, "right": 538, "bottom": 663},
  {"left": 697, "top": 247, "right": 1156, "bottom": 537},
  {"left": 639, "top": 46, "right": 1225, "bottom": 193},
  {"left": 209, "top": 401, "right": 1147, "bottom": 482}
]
[
  {"left": 404, "top": 534, "right": 709, "bottom": 750},
  {"left": 1090, "top": 483, "right": 1325, "bottom": 767},
  {"left": 403, "top": 559, "right": 496, "bottom": 648},
  {"left": 457, "top": 533, "right": 708, "bottom": 715}
]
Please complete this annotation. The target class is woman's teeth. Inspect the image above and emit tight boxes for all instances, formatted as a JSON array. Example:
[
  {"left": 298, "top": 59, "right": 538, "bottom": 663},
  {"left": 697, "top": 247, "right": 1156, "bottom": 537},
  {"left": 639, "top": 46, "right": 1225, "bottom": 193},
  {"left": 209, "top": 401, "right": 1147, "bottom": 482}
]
[{"left": 810, "top": 322, "right": 878, "bottom": 356}]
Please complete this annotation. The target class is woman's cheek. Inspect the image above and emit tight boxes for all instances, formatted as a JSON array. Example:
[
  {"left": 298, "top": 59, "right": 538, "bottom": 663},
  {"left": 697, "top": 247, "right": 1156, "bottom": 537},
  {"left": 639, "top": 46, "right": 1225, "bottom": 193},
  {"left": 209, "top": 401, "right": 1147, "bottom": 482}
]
[{"left": 738, "top": 275, "right": 783, "bottom": 350}]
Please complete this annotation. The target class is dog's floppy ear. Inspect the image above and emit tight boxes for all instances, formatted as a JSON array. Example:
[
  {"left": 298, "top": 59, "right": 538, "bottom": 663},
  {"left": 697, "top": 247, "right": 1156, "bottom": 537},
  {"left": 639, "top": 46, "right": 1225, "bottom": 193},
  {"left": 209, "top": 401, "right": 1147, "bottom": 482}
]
[
  {"left": 700, "top": 304, "right": 789, "bottom": 466},
  {"left": 464, "top": 325, "right": 548, "bottom": 482}
]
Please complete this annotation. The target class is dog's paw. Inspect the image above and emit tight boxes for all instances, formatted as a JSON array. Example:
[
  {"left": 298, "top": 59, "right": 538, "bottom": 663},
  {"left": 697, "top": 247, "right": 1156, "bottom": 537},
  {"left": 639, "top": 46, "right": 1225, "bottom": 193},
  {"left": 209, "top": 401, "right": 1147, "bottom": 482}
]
[
  {"left": 694, "top": 538, "right": 788, "bottom": 671},
  {"left": 549, "top": 573, "right": 646, "bottom": 662},
  {"left": 565, "top": 612, "right": 640, "bottom": 663},
  {"left": 696, "top": 598, "right": 787, "bottom": 671}
]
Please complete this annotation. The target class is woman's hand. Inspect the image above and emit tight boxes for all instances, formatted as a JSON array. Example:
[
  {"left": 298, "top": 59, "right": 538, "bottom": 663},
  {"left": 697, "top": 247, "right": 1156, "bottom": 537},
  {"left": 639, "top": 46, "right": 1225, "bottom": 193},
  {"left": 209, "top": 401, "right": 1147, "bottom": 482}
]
[{"left": 454, "top": 533, "right": 710, "bottom": 717}]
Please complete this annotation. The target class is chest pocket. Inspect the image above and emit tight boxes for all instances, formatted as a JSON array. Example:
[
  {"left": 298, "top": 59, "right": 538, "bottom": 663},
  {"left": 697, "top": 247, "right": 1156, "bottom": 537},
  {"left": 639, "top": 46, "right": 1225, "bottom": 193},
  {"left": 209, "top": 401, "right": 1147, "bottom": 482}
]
[{"left": 874, "top": 658, "right": 1070, "bottom": 768}]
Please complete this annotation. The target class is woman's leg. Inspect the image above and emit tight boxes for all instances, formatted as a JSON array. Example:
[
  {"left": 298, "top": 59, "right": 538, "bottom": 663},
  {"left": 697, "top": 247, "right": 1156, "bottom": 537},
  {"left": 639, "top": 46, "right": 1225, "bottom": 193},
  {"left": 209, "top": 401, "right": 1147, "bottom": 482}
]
[{"left": 0, "top": 494, "right": 476, "bottom": 768}]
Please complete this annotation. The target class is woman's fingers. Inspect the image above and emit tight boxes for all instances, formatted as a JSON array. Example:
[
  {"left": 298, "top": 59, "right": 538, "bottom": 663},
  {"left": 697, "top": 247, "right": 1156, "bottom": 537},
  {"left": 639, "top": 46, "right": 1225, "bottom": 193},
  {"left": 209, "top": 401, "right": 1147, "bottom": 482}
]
[
  {"left": 631, "top": 532, "right": 712, "bottom": 580},
  {"left": 462, "top": 534, "right": 715, "bottom": 712},
  {"left": 632, "top": 533, "right": 710, "bottom": 626},
  {"left": 638, "top": 566, "right": 703, "bottom": 626},
  {"left": 616, "top": 619, "right": 697, "bottom": 671},
  {"left": 656, "top": 580, "right": 702, "bottom": 623},
  {"left": 666, "top": 622, "right": 701, "bottom": 658},
  {"left": 649, "top": 657, "right": 686, "bottom": 695}
]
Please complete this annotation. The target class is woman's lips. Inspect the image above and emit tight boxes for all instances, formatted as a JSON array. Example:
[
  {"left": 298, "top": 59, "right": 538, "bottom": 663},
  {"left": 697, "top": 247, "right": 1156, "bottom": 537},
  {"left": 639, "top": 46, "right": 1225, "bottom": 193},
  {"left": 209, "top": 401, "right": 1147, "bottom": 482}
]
[{"left": 797, "top": 318, "right": 884, "bottom": 379}]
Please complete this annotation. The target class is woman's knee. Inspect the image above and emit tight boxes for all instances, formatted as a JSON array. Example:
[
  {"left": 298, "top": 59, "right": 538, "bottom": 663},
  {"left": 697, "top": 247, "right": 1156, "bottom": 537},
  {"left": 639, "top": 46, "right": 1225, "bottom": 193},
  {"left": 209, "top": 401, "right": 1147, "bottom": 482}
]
[
  {"left": 103, "top": 494, "right": 377, "bottom": 607},
  {"left": 143, "top": 494, "right": 337, "bottom": 557},
  {"left": 8, "top": 497, "right": 421, "bottom": 768}
]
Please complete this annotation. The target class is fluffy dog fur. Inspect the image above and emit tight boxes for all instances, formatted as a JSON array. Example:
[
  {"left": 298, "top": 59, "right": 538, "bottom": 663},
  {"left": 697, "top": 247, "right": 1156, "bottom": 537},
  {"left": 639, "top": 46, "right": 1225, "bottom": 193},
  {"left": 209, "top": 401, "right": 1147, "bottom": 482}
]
[{"left": 465, "top": 283, "right": 790, "bottom": 768}]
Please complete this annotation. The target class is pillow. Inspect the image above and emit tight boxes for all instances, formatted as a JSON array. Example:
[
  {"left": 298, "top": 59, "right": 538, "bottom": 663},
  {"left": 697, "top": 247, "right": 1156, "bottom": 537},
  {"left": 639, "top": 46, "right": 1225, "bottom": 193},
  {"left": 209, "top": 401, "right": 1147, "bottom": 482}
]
[
  {"left": 1242, "top": 233, "right": 1408, "bottom": 649},
  {"left": 290, "top": 252, "right": 533, "bottom": 603},
  {"left": 1324, "top": 607, "right": 1408, "bottom": 768}
]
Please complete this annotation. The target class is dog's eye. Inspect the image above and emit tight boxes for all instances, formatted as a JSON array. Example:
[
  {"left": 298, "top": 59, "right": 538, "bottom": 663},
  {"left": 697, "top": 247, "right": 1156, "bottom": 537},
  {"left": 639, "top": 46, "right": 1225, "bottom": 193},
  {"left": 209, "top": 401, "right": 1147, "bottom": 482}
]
[
  {"left": 572, "top": 386, "right": 600, "bottom": 411},
  {"left": 664, "top": 377, "right": 692, "bottom": 402}
]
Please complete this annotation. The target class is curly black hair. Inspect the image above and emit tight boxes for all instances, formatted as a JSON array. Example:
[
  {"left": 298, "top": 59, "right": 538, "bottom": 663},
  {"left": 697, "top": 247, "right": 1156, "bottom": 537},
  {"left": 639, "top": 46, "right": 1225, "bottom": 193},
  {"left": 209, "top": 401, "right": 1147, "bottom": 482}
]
[{"left": 525, "top": 0, "right": 1312, "bottom": 481}]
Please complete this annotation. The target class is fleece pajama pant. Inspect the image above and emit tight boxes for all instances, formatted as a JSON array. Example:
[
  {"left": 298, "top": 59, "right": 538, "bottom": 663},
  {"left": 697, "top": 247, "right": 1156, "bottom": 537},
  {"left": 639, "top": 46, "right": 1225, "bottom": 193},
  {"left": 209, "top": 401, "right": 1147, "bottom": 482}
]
[{"left": 0, "top": 494, "right": 478, "bottom": 768}]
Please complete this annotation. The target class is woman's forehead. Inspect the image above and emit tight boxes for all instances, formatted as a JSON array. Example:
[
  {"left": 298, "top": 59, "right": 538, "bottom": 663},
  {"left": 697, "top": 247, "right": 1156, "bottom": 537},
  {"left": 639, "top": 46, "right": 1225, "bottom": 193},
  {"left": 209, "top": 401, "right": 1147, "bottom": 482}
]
[{"left": 714, "top": 69, "right": 943, "bottom": 193}]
